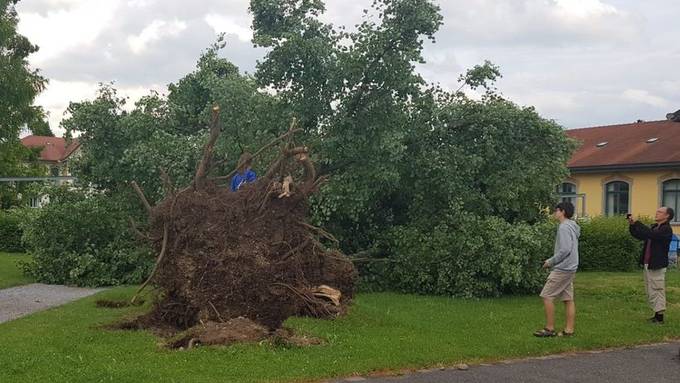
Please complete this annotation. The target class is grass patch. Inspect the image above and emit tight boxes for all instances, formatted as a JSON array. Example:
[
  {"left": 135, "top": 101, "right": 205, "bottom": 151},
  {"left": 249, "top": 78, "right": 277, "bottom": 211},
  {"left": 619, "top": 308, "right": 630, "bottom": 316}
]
[
  {"left": 0, "top": 272, "right": 679, "bottom": 382},
  {"left": 0, "top": 252, "right": 32, "bottom": 289}
]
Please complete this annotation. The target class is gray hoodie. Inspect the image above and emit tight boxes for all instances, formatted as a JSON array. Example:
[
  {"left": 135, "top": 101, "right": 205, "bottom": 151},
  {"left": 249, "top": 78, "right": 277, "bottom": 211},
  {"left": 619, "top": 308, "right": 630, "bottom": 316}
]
[{"left": 547, "top": 219, "right": 580, "bottom": 272}]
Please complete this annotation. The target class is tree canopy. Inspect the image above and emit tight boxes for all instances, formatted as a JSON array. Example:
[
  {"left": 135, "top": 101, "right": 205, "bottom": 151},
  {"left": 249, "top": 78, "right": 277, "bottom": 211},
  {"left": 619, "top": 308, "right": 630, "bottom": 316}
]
[
  {"left": 0, "top": 0, "right": 48, "bottom": 207},
  {"left": 50, "top": 0, "right": 575, "bottom": 296}
]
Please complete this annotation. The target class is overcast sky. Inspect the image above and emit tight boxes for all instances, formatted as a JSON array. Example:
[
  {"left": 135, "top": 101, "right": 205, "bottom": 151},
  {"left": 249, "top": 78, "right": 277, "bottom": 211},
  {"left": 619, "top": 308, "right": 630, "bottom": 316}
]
[{"left": 16, "top": 0, "right": 680, "bottom": 135}]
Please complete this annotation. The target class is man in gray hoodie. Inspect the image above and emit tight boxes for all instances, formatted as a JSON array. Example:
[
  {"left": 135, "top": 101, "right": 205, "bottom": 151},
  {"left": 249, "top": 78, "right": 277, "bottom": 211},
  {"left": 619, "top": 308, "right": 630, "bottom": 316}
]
[{"left": 534, "top": 201, "right": 580, "bottom": 338}]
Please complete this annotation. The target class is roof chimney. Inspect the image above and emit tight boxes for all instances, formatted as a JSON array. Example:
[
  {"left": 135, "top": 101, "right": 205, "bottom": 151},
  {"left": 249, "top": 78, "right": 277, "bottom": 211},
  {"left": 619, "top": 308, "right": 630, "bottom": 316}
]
[{"left": 667, "top": 109, "right": 680, "bottom": 122}]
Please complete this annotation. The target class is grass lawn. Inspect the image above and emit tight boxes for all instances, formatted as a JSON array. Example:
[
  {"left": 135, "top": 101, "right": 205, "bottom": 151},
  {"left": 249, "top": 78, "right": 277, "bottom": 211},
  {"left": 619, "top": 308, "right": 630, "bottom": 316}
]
[
  {"left": 0, "top": 252, "right": 32, "bottom": 289},
  {"left": 1, "top": 271, "right": 679, "bottom": 383}
]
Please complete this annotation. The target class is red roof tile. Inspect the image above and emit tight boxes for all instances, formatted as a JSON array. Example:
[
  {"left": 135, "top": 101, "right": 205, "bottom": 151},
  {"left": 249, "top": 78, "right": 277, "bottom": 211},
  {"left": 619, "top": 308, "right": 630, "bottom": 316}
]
[
  {"left": 20, "top": 136, "right": 80, "bottom": 163},
  {"left": 566, "top": 120, "right": 680, "bottom": 170}
]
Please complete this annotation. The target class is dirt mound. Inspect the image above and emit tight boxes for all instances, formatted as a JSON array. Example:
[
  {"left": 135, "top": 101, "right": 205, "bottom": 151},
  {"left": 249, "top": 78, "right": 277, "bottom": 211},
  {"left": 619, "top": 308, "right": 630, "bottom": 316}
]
[
  {"left": 168, "top": 317, "right": 323, "bottom": 349},
  {"left": 122, "top": 110, "right": 357, "bottom": 344},
  {"left": 169, "top": 318, "right": 270, "bottom": 349},
  {"left": 96, "top": 299, "right": 145, "bottom": 308}
]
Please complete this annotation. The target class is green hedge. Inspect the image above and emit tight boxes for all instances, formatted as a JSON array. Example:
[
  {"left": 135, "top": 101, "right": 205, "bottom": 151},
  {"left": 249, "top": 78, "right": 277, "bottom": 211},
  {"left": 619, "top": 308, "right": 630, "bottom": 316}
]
[
  {"left": 20, "top": 189, "right": 152, "bottom": 287},
  {"left": 360, "top": 215, "right": 556, "bottom": 297},
  {"left": 0, "top": 209, "right": 33, "bottom": 253},
  {"left": 577, "top": 215, "right": 651, "bottom": 272},
  {"left": 360, "top": 215, "right": 657, "bottom": 296}
]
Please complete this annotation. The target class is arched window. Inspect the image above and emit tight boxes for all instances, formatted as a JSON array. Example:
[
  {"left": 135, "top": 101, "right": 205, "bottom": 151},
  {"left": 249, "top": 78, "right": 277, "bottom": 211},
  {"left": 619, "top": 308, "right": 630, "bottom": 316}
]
[
  {"left": 605, "top": 181, "right": 629, "bottom": 216},
  {"left": 662, "top": 179, "right": 680, "bottom": 223},
  {"left": 557, "top": 182, "right": 577, "bottom": 206}
]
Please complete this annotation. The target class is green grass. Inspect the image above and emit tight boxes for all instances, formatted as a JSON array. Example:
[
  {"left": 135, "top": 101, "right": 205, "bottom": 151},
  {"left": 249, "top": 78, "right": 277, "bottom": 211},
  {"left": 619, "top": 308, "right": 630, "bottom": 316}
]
[
  {"left": 0, "top": 252, "right": 32, "bottom": 289},
  {"left": 1, "top": 271, "right": 679, "bottom": 383}
]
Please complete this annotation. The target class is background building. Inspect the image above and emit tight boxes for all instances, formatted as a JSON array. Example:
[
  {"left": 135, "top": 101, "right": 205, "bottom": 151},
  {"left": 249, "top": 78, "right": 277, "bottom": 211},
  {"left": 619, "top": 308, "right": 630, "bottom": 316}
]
[
  {"left": 563, "top": 115, "right": 680, "bottom": 234},
  {"left": 0, "top": 136, "right": 82, "bottom": 208}
]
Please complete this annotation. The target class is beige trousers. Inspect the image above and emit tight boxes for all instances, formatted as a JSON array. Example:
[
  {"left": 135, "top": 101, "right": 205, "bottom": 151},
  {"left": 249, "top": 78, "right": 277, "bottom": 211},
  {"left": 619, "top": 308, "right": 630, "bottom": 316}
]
[{"left": 643, "top": 265, "right": 666, "bottom": 313}]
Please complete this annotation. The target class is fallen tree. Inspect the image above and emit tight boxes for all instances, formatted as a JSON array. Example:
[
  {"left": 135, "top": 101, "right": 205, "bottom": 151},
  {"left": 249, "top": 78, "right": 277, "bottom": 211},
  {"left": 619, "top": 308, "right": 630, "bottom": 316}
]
[{"left": 119, "top": 107, "right": 357, "bottom": 347}]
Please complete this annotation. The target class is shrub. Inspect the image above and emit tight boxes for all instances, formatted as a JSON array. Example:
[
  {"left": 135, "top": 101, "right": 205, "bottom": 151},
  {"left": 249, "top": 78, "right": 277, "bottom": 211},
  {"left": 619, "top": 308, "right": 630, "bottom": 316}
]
[
  {"left": 360, "top": 215, "right": 556, "bottom": 297},
  {"left": 578, "top": 215, "right": 651, "bottom": 272},
  {"left": 0, "top": 208, "right": 34, "bottom": 252},
  {"left": 21, "top": 189, "right": 152, "bottom": 287}
]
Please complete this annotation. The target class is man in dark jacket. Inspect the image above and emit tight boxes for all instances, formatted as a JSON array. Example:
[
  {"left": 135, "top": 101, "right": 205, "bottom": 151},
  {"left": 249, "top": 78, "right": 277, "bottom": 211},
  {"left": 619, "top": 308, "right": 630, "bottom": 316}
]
[{"left": 629, "top": 207, "right": 675, "bottom": 324}]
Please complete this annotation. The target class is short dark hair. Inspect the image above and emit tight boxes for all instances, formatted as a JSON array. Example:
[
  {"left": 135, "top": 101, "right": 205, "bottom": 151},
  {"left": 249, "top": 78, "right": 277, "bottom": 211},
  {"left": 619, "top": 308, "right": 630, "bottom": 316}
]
[
  {"left": 666, "top": 207, "right": 675, "bottom": 222},
  {"left": 556, "top": 201, "right": 575, "bottom": 219}
]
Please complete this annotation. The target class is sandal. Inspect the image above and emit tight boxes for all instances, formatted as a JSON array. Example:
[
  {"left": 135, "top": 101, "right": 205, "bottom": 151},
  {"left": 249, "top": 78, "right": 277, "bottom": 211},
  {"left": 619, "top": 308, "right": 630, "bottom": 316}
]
[
  {"left": 533, "top": 328, "right": 556, "bottom": 337},
  {"left": 557, "top": 331, "right": 575, "bottom": 337}
]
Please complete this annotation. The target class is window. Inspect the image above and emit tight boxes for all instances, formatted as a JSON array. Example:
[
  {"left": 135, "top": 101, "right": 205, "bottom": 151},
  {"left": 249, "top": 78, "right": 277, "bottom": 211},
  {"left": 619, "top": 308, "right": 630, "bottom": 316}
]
[
  {"left": 605, "top": 181, "right": 629, "bottom": 216},
  {"left": 50, "top": 166, "right": 60, "bottom": 177},
  {"left": 662, "top": 179, "right": 680, "bottom": 223},
  {"left": 558, "top": 182, "right": 577, "bottom": 205},
  {"left": 29, "top": 197, "right": 40, "bottom": 208}
]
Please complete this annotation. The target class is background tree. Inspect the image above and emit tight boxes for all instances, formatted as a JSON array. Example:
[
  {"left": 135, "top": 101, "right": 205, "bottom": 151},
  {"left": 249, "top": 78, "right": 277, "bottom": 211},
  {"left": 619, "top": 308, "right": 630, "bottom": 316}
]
[
  {"left": 251, "top": 0, "right": 444, "bottom": 252},
  {"left": 0, "top": 0, "right": 48, "bottom": 208},
  {"left": 34, "top": 0, "right": 576, "bottom": 295},
  {"left": 26, "top": 107, "right": 54, "bottom": 136},
  {"left": 64, "top": 42, "right": 286, "bottom": 203},
  {"left": 251, "top": 0, "right": 576, "bottom": 296}
]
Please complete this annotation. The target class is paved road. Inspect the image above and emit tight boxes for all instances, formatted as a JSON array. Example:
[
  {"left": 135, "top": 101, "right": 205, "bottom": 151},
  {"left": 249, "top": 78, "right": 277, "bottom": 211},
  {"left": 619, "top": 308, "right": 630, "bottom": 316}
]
[
  {"left": 0, "top": 283, "right": 104, "bottom": 323},
  {"left": 333, "top": 342, "right": 680, "bottom": 383}
]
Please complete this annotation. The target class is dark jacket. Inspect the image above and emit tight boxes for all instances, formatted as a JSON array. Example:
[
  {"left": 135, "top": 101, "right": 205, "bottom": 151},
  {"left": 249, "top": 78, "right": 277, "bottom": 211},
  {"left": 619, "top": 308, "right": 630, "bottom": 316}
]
[{"left": 629, "top": 221, "right": 673, "bottom": 270}]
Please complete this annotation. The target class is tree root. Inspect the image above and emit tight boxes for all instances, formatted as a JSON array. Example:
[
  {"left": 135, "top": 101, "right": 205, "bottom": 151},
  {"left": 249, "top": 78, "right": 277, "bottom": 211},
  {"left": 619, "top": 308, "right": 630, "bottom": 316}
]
[
  {"left": 131, "top": 222, "right": 169, "bottom": 304},
  {"left": 298, "top": 221, "right": 339, "bottom": 245}
]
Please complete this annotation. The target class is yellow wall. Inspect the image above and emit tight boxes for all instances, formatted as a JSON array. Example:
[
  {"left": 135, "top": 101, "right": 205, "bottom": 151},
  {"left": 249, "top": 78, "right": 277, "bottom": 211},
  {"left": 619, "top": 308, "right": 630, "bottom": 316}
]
[{"left": 568, "top": 169, "right": 680, "bottom": 234}]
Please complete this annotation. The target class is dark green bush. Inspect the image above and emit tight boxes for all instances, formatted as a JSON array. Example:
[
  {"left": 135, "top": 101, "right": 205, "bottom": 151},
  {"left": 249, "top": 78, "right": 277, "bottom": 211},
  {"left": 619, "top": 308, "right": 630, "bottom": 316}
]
[
  {"left": 578, "top": 215, "right": 651, "bottom": 272},
  {"left": 360, "top": 215, "right": 556, "bottom": 297},
  {"left": 20, "top": 189, "right": 152, "bottom": 287},
  {"left": 0, "top": 209, "right": 33, "bottom": 252}
]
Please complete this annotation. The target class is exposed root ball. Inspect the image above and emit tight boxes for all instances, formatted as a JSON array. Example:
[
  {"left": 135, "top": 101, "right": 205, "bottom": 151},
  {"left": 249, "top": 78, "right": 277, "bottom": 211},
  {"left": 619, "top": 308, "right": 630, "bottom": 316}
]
[
  {"left": 124, "top": 117, "right": 357, "bottom": 344},
  {"left": 143, "top": 179, "right": 356, "bottom": 331}
]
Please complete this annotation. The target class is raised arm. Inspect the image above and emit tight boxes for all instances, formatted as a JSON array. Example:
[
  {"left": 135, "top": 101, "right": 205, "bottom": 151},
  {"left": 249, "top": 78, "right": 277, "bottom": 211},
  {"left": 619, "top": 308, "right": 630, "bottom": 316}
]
[
  {"left": 630, "top": 221, "right": 672, "bottom": 241},
  {"left": 629, "top": 222, "right": 646, "bottom": 241}
]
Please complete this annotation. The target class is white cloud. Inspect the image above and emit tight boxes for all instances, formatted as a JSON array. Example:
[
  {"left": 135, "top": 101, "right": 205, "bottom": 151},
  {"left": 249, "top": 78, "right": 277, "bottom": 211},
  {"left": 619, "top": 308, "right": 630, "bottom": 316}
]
[
  {"left": 37, "top": 80, "right": 167, "bottom": 136},
  {"left": 35, "top": 80, "right": 99, "bottom": 134},
  {"left": 436, "top": 0, "right": 638, "bottom": 46},
  {"left": 127, "top": 0, "right": 157, "bottom": 7},
  {"left": 554, "top": 0, "right": 619, "bottom": 19},
  {"left": 13, "top": 0, "right": 680, "bottom": 131},
  {"left": 204, "top": 13, "right": 252, "bottom": 42},
  {"left": 127, "top": 19, "right": 188, "bottom": 54},
  {"left": 622, "top": 89, "right": 672, "bottom": 108},
  {"left": 17, "top": 0, "right": 119, "bottom": 65}
]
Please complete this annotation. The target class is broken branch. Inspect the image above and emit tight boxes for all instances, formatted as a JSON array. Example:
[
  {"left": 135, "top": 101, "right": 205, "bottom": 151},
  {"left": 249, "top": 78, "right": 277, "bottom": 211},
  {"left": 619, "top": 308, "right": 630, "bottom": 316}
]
[
  {"left": 160, "top": 168, "right": 175, "bottom": 196},
  {"left": 211, "top": 118, "right": 302, "bottom": 181},
  {"left": 131, "top": 181, "right": 152, "bottom": 215},
  {"left": 193, "top": 105, "right": 221, "bottom": 189},
  {"left": 131, "top": 222, "right": 169, "bottom": 304}
]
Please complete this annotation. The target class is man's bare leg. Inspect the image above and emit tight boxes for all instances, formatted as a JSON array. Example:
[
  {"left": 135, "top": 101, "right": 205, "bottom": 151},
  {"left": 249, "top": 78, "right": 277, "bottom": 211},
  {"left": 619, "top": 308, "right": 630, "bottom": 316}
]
[
  {"left": 543, "top": 298, "right": 555, "bottom": 330},
  {"left": 564, "top": 300, "right": 575, "bottom": 333}
]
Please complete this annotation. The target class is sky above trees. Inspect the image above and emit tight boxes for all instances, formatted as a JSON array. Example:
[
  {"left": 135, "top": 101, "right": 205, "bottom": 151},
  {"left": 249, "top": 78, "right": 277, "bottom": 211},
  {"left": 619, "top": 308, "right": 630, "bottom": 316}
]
[{"left": 16, "top": 0, "right": 680, "bottom": 134}]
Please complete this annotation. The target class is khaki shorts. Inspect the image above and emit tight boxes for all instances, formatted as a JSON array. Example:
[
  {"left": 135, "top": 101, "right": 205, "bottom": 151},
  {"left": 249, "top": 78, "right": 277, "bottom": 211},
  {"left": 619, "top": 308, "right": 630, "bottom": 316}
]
[{"left": 540, "top": 270, "right": 575, "bottom": 301}]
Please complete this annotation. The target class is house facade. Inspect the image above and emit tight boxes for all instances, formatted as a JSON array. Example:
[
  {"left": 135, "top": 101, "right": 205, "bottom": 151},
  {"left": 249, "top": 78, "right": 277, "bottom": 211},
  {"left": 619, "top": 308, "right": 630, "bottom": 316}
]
[
  {"left": 562, "top": 118, "right": 680, "bottom": 234},
  {"left": 20, "top": 135, "right": 81, "bottom": 178},
  {"left": 17, "top": 136, "right": 81, "bottom": 207}
]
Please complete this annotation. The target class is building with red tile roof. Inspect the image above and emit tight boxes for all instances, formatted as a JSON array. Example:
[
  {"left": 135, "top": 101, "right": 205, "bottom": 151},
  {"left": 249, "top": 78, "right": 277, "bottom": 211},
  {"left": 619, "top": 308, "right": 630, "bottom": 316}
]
[
  {"left": 561, "top": 114, "right": 680, "bottom": 233},
  {"left": 19, "top": 135, "right": 81, "bottom": 179},
  {"left": 20, "top": 136, "right": 80, "bottom": 164}
]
